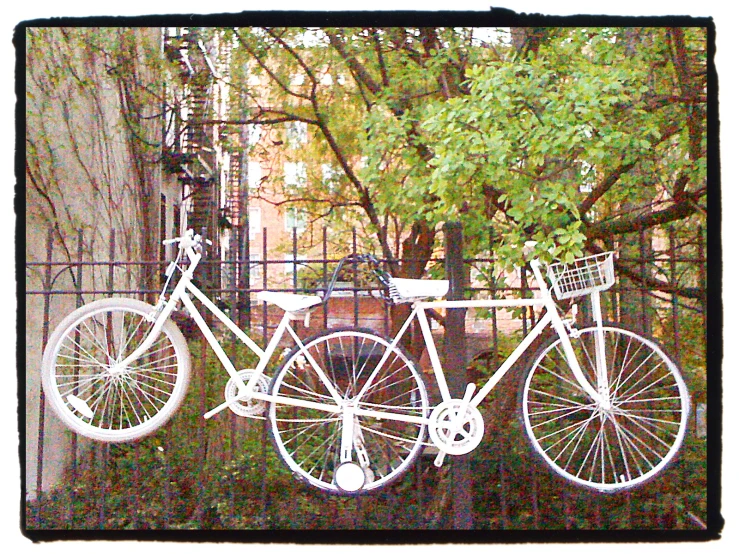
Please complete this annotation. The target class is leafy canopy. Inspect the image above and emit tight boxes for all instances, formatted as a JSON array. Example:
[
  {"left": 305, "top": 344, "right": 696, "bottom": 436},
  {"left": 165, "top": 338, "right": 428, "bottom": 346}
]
[{"left": 228, "top": 27, "right": 705, "bottom": 275}]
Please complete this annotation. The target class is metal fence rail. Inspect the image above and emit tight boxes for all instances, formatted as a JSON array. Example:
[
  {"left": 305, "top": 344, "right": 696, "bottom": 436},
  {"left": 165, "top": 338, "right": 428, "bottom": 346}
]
[{"left": 24, "top": 225, "right": 709, "bottom": 534}]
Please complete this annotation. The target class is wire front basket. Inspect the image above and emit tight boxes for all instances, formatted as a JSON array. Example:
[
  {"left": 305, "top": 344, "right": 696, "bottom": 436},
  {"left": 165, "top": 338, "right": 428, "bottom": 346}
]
[{"left": 547, "top": 252, "right": 615, "bottom": 300}]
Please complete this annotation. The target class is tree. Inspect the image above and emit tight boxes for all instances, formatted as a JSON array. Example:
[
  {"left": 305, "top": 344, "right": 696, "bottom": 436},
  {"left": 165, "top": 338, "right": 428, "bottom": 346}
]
[{"left": 218, "top": 27, "right": 705, "bottom": 297}]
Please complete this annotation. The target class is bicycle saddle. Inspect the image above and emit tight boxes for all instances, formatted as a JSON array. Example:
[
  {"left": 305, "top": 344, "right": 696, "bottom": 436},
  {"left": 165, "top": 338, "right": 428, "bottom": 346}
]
[{"left": 256, "top": 291, "right": 323, "bottom": 313}]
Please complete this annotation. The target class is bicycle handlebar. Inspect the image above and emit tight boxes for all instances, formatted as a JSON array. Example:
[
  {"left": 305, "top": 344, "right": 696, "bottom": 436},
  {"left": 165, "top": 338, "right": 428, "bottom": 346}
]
[
  {"left": 321, "top": 253, "right": 394, "bottom": 304},
  {"left": 163, "top": 230, "right": 213, "bottom": 251}
]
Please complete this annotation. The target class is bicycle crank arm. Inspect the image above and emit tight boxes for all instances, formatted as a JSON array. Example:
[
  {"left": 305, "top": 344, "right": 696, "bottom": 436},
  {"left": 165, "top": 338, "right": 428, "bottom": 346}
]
[{"left": 434, "top": 450, "right": 446, "bottom": 467}]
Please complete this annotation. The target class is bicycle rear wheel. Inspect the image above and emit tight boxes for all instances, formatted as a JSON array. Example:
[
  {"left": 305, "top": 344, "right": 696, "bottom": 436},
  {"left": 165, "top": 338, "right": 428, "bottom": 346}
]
[
  {"left": 41, "top": 298, "right": 191, "bottom": 442},
  {"left": 268, "top": 328, "right": 428, "bottom": 494},
  {"left": 520, "top": 324, "right": 689, "bottom": 492}
]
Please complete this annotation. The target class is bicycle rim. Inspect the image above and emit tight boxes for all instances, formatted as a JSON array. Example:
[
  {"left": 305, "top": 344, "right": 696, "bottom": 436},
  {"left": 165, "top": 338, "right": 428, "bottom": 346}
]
[
  {"left": 43, "top": 299, "right": 190, "bottom": 442},
  {"left": 521, "top": 325, "right": 689, "bottom": 491},
  {"left": 268, "top": 329, "right": 428, "bottom": 494}
]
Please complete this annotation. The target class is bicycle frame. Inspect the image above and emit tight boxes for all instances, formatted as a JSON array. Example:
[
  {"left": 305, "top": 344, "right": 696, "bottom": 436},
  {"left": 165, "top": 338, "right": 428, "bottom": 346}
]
[
  {"left": 350, "top": 259, "right": 603, "bottom": 427},
  {"left": 115, "top": 232, "right": 603, "bottom": 432}
]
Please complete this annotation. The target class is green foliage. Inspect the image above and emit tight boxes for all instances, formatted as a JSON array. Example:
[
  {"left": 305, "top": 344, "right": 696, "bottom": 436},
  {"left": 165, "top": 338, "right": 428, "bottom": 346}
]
[
  {"left": 225, "top": 26, "right": 706, "bottom": 303},
  {"left": 421, "top": 28, "right": 704, "bottom": 264}
]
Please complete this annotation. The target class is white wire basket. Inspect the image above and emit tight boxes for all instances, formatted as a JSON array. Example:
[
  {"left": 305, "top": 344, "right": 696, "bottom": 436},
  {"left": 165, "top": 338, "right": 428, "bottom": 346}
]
[{"left": 546, "top": 252, "right": 615, "bottom": 300}]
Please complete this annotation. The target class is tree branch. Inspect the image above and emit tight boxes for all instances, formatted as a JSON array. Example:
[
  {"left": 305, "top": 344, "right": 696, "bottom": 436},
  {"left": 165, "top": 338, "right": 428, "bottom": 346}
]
[
  {"left": 234, "top": 30, "right": 312, "bottom": 102},
  {"left": 326, "top": 30, "right": 382, "bottom": 94},
  {"left": 585, "top": 189, "right": 706, "bottom": 241},
  {"left": 587, "top": 243, "right": 703, "bottom": 300}
]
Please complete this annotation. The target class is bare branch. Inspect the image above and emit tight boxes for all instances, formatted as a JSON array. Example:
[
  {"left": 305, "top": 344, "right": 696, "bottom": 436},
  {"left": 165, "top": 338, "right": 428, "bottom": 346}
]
[
  {"left": 326, "top": 30, "right": 382, "bottom": 94},
  {"left": 585, "top": 189, "right": 706, "bottom": 241}
]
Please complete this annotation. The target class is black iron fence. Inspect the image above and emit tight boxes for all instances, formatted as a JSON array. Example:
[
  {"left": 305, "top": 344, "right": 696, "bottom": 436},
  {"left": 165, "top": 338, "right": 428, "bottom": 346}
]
[{"left": 24, "top": 224, "right": 711, "bottom": 536}]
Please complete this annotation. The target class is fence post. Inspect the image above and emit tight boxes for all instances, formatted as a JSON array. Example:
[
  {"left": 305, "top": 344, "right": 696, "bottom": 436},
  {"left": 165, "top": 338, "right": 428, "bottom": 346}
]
[
  {"left": 443, "top": 221, "right": 472, "bottom": 529},
  {"left": 35, "top": 228, "right": 54, "bottom": 500}
]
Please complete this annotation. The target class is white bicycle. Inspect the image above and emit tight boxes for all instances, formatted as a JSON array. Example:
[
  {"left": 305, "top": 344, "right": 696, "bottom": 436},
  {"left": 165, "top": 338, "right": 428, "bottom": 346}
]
[{"left": 41, "top": 230, "right": 690, "bottom": 495}]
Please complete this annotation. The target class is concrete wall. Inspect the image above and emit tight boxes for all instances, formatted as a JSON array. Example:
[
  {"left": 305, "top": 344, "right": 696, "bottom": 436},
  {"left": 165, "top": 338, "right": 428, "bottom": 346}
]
[{"left": 25, "top": 28, "right": 168, "bottom": 497}]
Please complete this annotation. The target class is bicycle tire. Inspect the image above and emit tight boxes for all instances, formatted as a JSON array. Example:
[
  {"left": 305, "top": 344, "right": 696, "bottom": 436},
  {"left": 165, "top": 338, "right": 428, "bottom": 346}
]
[
  {"left": 520, "top": 323, "right": 690, "bottom": 492},
  {"left": 268, "top": 327, "right": 428, "bottom": 494},
  {"left": 41, "top": 298, "right": 191, "bottom": 442}
]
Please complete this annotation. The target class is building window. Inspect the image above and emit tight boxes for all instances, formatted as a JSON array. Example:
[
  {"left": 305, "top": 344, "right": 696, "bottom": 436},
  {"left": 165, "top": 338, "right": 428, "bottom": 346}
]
[
  {"left": 285, "top": 207, "right": 307, "bottom": 233},
  {"left": 286, "top": 121, "right": 308, "bottom": 148},
  {"left": 321, "top": 164, "right": 341, "bottom": 192},
  {"left": 247, "top": 161, "right": 262, "bottom": 190},
  {"left": 247, "top": 124, "right": 262, "bottom": 146},
  {"left": 248, "top": 253, "right": 262, "bottom": 283},
  {"left": 248, "top": 207, "right": 261, "bottom": 240},
  {"left": 173, "top": 202, "right": 181, "bottom": 239},
  {"left": 284, "top": 161, "right": 307, "bottom": 191},
  {"left": 284, "top": 253, "right": 308, "bottom": 275}
]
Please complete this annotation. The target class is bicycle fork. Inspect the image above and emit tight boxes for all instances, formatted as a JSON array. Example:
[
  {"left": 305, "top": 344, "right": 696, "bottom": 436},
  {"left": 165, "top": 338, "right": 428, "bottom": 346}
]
[
  {"left": 529, "top": 260, "right": 606, "bottom": 407},
  {"left": 589, "top": 291, "right": 611, "bottom": 408}
]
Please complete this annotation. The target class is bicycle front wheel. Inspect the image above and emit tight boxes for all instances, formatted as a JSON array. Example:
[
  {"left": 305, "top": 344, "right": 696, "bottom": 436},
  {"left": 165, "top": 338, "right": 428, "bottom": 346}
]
[
  {"left": 268, "top": 328, "right": 428, "bottom": 494},
  {"left": 41, "top": 298, "right": 191, "bottom": 442},
  {"left": 520, "top": 324, "right": 689, "bottom": 492}
]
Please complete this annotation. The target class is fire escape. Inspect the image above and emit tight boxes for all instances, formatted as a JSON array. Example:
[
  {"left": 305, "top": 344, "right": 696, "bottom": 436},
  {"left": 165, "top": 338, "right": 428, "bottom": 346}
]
[{"left": 163, "top": 28, "right": 224, "bottom": 291}]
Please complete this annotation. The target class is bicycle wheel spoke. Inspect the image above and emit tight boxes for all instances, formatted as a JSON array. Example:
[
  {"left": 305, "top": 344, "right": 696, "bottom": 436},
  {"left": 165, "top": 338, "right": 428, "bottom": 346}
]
[
  {"left": 79, "top": 318, "right": 116, "bottom": 364},
  {"left": 269, "top": 329, "right": 427, "bottom": 493},
  {"left": 58, "top": 336, "right": 109, "bottom": 370},
  {"left": 609, "top": 416, "right": 651, "bottom": 476},
  {"left": 572, "top": 417, "right": 604, "bottom": 480},
  {"left": 532, "top": 361, "right": 591, "bottom": 394},
  {"left": 546, "top": 409, "right": 599, "bottom": 461},
  {"left": 522, "top": 325, "right": 688, "bottom": 491},
  {"left": 43, "top": 299, "right": 190, "bottom": 441},
  {"left": 117, "top": 311, "right": 149, "bottom": 360},
  {"left": 617, "top": 364, "right": 673, "bottom": 404},
  {"left": 529, "top": 401, "right": 597, "bottom": 431}
]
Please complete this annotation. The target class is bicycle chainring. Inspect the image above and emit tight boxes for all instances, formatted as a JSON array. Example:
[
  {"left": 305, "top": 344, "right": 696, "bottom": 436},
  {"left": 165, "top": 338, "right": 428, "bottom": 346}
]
[
  {"left": 224, "top": 370, "right": 270, "bottom": 417},
  {"left": 427, "top": 400, "right": 485, "bottom": 456}
]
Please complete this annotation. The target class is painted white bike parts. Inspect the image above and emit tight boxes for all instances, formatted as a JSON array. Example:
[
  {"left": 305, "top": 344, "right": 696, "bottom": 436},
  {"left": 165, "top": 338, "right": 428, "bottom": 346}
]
[
  {"left": 334, "top": 462, "right": 367, "bottom": 493},
  {"left": 427, "top": 400, "right": 485, "bottom": 456},
  {"left": 41, "top": 298, "right": 191, "bottom": 442},
  {"left": 224, "top": 369, "right": 271, "bottom": 417},
  {"left": 256, "top": 291, "right": 322, "bottom": 313},
  {"left": 388, "top": 277, "right": 450, "bottom": 303},
  {"left": 521, "top": 324, "right": 689, "bottom": 492},
  {"left": 268, "top": 328, "right": 428, "bottom": 495}
]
